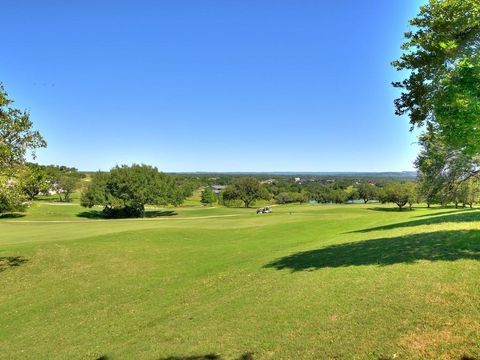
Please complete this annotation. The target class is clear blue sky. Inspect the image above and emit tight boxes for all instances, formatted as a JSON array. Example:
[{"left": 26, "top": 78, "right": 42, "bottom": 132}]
[{"left": 2, "top": 0, "right": 425, "bottom": 172}]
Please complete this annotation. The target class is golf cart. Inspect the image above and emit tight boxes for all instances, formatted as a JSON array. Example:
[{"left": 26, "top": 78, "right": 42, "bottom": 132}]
[{"left": 256, "top": 206, "right": 272, "bottom": 214}]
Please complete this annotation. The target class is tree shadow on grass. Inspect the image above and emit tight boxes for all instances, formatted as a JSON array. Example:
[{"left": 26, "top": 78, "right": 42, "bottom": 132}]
[
  {"left": 353, "top": 210, "right": 480, "bottom": 233},
  {"left": 0, "top": 256, "right": 28, "bottom": 272},
  {"left": 264, "top": 230, "right": 480, "bottom": 272},
  {"left": 368, "top": 207, "right": 415, "bottom": 212},
  {"left": 413, "top": 208, "right": 476, "bottom": 217},
  {"left": 144, "top": 210, "right": 177, "bottom": 218},
  {"left": 159, "top": 355, "right": 220, "bottom": 360},
  {"left": 0, "top": 213, "right": 26, "bottom": 219},
  {"left": 77, "top": 210, "right": 177, "bottom": 219},
  {"left": 159, "top": 352, "right": 254, "bottom": 360}
]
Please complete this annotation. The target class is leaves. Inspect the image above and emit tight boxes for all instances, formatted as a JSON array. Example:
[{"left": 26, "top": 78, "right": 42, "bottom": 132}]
[{"left": 0, "top": 83, "right": 46, "bottom": 170}]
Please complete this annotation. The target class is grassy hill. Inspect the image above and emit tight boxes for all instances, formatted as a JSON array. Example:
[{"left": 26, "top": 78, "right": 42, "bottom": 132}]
[{"left": 1, "top": 202, "right": 480, "bottom": 359}]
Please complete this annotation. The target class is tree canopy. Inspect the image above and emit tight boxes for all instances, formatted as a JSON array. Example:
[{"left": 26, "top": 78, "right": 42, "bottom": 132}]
[
  {"left": 81, "top": 164, "right": 184, "bottom": 217},
  {"left": 393, "top": 0, "right": 480, "bottom": 131},
  {"left": 0, "top": 84, "right": 46, "bottom": 171}
]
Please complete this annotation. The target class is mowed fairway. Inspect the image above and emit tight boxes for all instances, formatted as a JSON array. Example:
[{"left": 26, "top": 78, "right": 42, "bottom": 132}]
[{"left": 1, "top": 203, "right": 480, "bottom": 359}]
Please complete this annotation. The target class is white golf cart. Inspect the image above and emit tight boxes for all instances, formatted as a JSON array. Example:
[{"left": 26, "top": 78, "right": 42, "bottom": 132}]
[{"left": 256, "top": 206, "right": 272, "bottom": 214}]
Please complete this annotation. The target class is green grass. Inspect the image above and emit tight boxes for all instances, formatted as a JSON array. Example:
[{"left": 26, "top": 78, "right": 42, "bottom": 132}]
[{"left": 1, "top": 203, "right": 480, "bottom": 359}]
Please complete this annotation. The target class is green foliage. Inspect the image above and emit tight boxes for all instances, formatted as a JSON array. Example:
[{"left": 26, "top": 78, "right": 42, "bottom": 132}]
[
  {"left": 221, "top": 177, "right": 267, "bottom": 208},
  {"left": 81, "top": 164, "right": 182, "bottom": 217},
  {"left": 80, "top": 171, "right": 109, "bottom": 208},
  {"left": 275, "top": 191, "right": 308, "bottom": 204},
  {"left": 415, "top": 128, "right": 480, "bottom": 207},
  {"left": 46, "top": 165, "right": 82, "bottom": 202},
  {"left": 307, "top": 184, "right": 349, "bottom": 204},
  {"left": 0, "top": 83, "right": 46, "bottom": 170},
  {"left": 393, "top": 0, "right": 480, "bottom": 129},
  {"left": 19, "top": 163, "right": 51, "bottom": 200},
  {"left": 434, "top": 55, "right": 480, "bottom": 156},
  {"left": 200, "top": 187, "right": 217, "bottom": 206},
  {"left": 379, "top": 182, "right": 417, "bottom": 210},
  {"left": 456, "top": 179, "right": 480, "bottom": 208},
  {"left": 0, "top": 177, "right": 26, "bottom": 213},
  {"left": 355, "top": 183, "right": 378, "bottom": 204},
  {"left": 0, "top": 84, "right": 46, "bottom": 213}
]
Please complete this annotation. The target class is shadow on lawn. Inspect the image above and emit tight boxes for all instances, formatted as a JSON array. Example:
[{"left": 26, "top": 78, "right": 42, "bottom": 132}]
[
  {"left": 159, "top": 352, "right": 254, "bottom": 360},
  {"left": 367, "top": 207, "right": 415, "bottom": 212},
  {"left": 264, "top": 230, "right": 480, "bottom": 271},
  {"left": 77, "top": 210, "right": 177, "bottom": 219},
  {"left": 0, "top": 213, "right": 26, "bottom": 219},
  {"left": 159, "top": 355, "right": 220, "bottom": 360},
  {"left": 353, "top": 210, "right": 480, "bottom": 233},
  {"left": 0, "top": 256, "right": 28, "bottom": 272}
]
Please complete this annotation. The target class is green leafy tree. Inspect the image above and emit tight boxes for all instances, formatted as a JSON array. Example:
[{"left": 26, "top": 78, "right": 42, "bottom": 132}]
[
  {"left": 0, "top": 84, "right": 46, "bottom": 213},
  {"left": 81, "top": 164, "right": 180, "bottom": 217},
  {"left": 393, "top": 0, "right": 480, "bottom": 130},
  {"left": 46, "top": 165, "right": 82, "bottom": 202},
  {"left": 0, "top": 84, "right": 46, "bottom": 171},
  {"left": 20, "top": 164, "right": 51, "bottom": 200},
  {"left": 379, "top": 182, "right": 417, "bottom": 210},
  {"left": 80, "top": 171, "right": 109, "bottom": 208},
  {"left": 415, "top": 128, "right": 480, "bottom": 207},
  {"left": 355, "top": 183, "right": 378, "bottom": 204},
  {"left": 457, "top": 179, "right": 480, "bottom": 208},
  {"left": 220, "top": 186, "right": 242, "bottom": 208},
  {"left": 232, "top": 177, "right": 263, "bottom": 208},
  {"left": 201, "top": 187, "right": 217, "bottom": 206},
  {"left": 0, "top": 178, "right": 26, "bottom": 213},
  {"left": 308, "top": 184, "right": 332, "bottom": 204},
  {"left": 434, "top": 55, "right": 480, "bottom": 156}
]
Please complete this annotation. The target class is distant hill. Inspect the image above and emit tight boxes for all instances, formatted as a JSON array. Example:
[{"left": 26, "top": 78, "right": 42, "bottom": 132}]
[{"left": 174, "top": 171, "right": 418, "bottom": 179}]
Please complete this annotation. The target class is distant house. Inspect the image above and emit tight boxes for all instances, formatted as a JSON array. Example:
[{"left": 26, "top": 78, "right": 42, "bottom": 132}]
[
  {"left": 210, "top": 185, "right": 226, "bottom": 194},
  {"left": 260, "top": 179, "right": 276, "bottom": 185}
]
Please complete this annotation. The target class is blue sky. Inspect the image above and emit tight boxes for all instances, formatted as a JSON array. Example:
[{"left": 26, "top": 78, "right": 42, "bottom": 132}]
[{"left": 2, "top": 0, "right": 425, "bottom": 172}]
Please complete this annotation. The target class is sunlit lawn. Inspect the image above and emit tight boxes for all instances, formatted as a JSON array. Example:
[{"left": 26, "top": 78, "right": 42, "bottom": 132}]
[{"left": 1, "top": 202, "right": 480, "bottom": 359}]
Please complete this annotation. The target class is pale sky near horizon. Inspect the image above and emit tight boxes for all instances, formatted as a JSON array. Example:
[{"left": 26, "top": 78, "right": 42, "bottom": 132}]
[{"left": 2, "top": 0, "right": 425, "bottom": 172}]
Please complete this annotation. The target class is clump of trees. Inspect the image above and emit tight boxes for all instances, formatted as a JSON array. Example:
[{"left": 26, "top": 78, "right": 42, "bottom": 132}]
[
  {"left": 394, "top": 0, "right": 480, "bottom": 209},
  {"left": 221, "top": 177, "right": 270, "bottom": 208},
  {"left": 305, "top": 184, "right": 354, "bottom": 204},
  {"left": 45, "top": 165, "right": 83, "bottom": 202},
  {"left": 275, "top": 191, "right": 308, "bottom": 204},
  {"left": 378, "top": 182, "right": 417, "bottom": 210},
  {"left": 81, "top": 164, "right": 188, "bottom": 217},
  {"left": 201, "top": 187, "right": 217, "bottom": 206},
  {"left": 0, "top": 83, "right": 46, "bottom": 213},
  {"left": 355, "top": 183, "right": 378, "bottom": 204}
]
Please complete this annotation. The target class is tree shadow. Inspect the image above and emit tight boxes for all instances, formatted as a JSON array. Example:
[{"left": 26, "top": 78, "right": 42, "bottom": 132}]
[
  {"left": 368, "top": 207, "right": 415, "bottom": 212},
  {"left": 159, "top": 352, "right": 254, "bottom": 360},
  {"left": 77, "top": 210, "right": 177, "bottom": 219},
  {"left": 264, "top": 230, "right": 480, "bottom": 272},
  {"left": 0, "top": 213, "right": 26, "bottom": 219},
  {"left": 77, "top": 210, "right": 106, "bottom": 219},
  {"left": 354, "top": 210, "right": 480, "bottom": 233},
  {"left": 0, "top": 256, "right": 28, "bottom": 272},
  {"left": 414, "top": 208, "right": 475, "bottom": 218},
  {"left": 159, "top": 355, "right": 220, "bottom": 360},
  {"left": 144, "top": 210, "right": 177, "bottom": 218}
]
